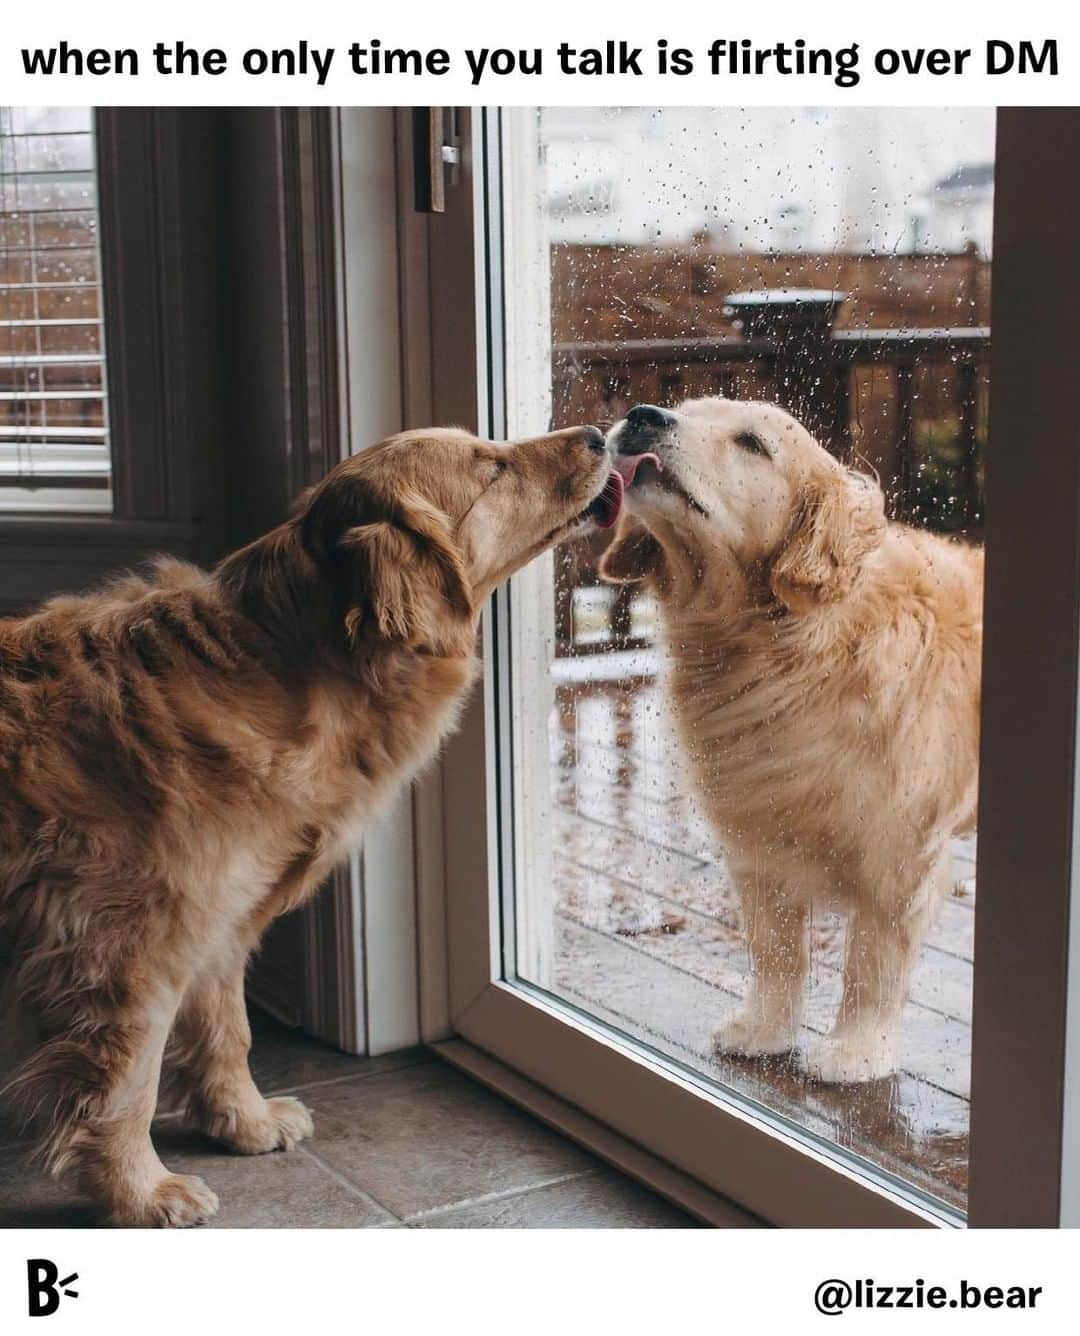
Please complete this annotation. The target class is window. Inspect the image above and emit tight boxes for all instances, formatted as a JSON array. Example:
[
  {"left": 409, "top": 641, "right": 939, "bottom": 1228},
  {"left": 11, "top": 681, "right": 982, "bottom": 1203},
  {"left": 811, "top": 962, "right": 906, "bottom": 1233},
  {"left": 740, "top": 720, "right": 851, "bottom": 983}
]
[
  {"left": 436, "top": 107, "right": 1080, "bottom": 1227},
  {"left": 0, "top": 109, "right": 227, "bottom": 618},
  {"left": 0, "top": 107, "right": 111, "bottom": 513},
  {"left": 499, "top": 107, "right": 992, "bottom": 1217}
]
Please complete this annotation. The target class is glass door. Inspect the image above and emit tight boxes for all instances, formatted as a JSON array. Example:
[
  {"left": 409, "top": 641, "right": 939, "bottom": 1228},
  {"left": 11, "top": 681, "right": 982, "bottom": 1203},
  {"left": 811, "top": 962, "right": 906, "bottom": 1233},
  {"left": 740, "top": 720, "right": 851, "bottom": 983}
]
[
  {"left": 500, "top": 107, "right": 991, "bottom": 1219},
  {"left": 440, "top": 106, "right": 1080, "bottom": 1227}
]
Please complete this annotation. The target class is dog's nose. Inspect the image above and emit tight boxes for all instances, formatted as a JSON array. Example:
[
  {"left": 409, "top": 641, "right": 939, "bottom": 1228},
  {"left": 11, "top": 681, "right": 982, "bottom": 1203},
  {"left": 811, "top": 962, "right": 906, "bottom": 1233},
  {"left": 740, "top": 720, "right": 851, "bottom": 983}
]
[
  {"left": 581, "top": 425, "right": 607, "bottom": 453},
  {"left": 625, "top": 404, "right": 676, "bottom": 436}
]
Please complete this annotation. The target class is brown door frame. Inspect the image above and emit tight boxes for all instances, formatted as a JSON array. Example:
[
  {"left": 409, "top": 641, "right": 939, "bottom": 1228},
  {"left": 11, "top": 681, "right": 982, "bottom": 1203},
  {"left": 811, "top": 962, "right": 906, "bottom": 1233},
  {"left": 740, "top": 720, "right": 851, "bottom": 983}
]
[{"left": 967, "top": 106, "right": 1080, "bottom": 1227}]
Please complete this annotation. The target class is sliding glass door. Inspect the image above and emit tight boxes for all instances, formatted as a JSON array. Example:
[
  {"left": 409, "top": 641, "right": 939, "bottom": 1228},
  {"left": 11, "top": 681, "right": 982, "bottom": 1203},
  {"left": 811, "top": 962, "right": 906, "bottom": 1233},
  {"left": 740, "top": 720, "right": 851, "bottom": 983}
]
[{"left": 440, "top": 107, "right": 1080, "bottom": 1227}]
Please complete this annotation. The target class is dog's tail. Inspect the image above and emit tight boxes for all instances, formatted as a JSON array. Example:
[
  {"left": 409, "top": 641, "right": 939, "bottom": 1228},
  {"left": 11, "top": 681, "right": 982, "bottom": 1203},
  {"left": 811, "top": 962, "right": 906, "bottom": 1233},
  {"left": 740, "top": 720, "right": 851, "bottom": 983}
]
[{"left": 1, "top": 1025, "right": 138, "bottom": 1179}]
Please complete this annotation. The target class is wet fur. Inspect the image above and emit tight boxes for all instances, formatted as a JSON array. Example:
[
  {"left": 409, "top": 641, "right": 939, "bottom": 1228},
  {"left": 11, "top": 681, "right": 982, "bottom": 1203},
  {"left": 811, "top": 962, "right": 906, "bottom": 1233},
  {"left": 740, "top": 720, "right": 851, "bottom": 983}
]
[{"left": 602, "top": 398, "right": 982, "bottom": 1082}]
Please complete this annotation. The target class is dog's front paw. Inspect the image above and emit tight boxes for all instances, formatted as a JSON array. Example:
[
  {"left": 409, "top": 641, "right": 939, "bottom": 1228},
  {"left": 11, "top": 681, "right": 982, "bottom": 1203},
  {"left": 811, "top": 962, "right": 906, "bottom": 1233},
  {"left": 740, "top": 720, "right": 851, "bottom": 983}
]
[
  {"left": 805, "top": 1034, "right": 896, "bottom": 1084},
  {"left": 713, "top": 1008, "right": 797, "bottom": 1057},
  {"left": 208, "top": 1095, "right": 314, "bottom": 1155},
  {"left": 111, "top": 1173, "right": 220, "bottom": 1228}
]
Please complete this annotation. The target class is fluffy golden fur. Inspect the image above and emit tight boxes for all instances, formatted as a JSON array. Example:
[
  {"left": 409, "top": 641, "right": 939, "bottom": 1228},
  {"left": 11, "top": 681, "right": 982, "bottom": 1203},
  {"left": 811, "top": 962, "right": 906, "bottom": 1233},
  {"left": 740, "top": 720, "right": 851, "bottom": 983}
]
[
  {"left": 0, "top": 423, "right": 610, "bottom": 1225},
  {"left": 601, "top": 398, "right": 982, "bottom": 1083}
]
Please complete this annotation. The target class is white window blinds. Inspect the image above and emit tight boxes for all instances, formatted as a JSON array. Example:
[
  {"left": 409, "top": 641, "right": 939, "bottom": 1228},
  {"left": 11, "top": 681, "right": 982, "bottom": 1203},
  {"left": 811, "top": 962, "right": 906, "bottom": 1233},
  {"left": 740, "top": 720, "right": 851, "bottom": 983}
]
[{"left": 0, "top": 107, "right": 110, "bottom": 510}]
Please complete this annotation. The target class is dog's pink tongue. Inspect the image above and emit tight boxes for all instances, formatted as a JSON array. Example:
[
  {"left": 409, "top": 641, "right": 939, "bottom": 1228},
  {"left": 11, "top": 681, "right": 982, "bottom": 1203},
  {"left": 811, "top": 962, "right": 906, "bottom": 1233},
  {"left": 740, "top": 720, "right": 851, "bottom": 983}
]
[{"left": 615, "top": 452, "right": 662, "bottom": 486}]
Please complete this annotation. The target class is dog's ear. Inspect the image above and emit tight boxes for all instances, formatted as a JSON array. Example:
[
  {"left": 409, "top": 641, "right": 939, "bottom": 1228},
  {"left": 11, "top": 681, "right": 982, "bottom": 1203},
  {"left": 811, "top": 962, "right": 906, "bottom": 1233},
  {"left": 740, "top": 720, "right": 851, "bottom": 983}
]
[
  {"left": 340, "top": 488, "right": 473, "bottom": 649},
  {"left": 599, "top": 516, "right": 664, "bottom": 585},
  {"left": 769, "top": 470, "right": 885, "bottom": 613}
]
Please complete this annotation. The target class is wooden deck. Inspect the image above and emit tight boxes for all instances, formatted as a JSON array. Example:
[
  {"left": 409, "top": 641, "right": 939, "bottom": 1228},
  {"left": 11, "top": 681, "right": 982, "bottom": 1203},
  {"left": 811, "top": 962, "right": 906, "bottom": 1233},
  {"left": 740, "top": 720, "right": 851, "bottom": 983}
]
[{"left": 545, "top": 666, "right": 973, "bottom": 1213}]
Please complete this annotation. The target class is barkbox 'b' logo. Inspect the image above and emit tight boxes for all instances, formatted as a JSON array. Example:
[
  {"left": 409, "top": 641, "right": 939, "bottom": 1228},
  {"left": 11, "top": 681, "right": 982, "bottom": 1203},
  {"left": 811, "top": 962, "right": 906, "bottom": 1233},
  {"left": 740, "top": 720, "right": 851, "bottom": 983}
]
[{"left": 27, "top": 1260, "right": 79, "bottom": 1317}]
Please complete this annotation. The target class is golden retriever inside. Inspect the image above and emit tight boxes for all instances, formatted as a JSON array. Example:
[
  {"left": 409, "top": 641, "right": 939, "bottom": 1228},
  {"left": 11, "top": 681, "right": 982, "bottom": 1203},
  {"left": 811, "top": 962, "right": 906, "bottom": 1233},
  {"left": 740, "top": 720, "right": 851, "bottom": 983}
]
[
  {"left": 600, "top": 397, "right": 982, "bottom": 1084},
  {"left": 0, "top": 422, "right": 617, "bottom": 1226}
]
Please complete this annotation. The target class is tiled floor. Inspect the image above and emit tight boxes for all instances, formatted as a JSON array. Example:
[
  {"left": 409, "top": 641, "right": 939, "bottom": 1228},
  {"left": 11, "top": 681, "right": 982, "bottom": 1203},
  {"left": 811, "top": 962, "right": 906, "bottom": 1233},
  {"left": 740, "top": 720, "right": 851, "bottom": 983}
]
[{"left": 0, "top": 1010, "right": 734, "bottom": 1229}]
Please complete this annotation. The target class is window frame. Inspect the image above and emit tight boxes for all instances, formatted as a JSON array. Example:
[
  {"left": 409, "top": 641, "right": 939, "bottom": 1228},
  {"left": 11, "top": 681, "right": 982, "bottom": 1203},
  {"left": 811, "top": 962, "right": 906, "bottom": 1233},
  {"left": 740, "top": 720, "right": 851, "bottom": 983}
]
[
  {"left": 0, "top": 106, "right": 111, "bottom": 505},
  {"left": 423, "top": 106, "right": 1080, "bottom": 1228},
  {"left": 0, "top": 109, "right": 225, "bottom": 614}
]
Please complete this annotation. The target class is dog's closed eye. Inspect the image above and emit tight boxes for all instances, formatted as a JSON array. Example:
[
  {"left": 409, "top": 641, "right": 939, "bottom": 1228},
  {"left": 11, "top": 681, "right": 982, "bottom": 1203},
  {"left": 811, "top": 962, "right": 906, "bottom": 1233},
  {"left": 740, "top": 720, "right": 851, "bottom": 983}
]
[{"left": 734, "top": 431, "right": 771, "bottom": 459}]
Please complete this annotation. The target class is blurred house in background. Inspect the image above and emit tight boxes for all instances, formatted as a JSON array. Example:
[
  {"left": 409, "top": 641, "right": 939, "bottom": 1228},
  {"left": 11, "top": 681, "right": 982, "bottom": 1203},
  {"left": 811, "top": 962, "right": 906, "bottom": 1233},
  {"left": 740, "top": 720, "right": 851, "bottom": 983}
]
[{"left": 541, "top": 107, "right": 994, "bottom": 256}]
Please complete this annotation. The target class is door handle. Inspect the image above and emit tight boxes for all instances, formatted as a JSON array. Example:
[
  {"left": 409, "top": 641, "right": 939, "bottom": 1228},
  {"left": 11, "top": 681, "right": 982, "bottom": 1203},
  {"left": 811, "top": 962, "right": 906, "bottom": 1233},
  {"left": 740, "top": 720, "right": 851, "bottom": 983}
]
[{"left": 413, "top": 107, "right": 460, "bottom": 213}]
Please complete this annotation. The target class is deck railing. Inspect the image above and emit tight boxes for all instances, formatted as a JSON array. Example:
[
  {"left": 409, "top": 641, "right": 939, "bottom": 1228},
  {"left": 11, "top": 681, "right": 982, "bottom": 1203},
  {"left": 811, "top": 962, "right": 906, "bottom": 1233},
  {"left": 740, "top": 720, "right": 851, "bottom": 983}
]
[{"left": 551, "top": 289, "right": 990, "bottom": 655}]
